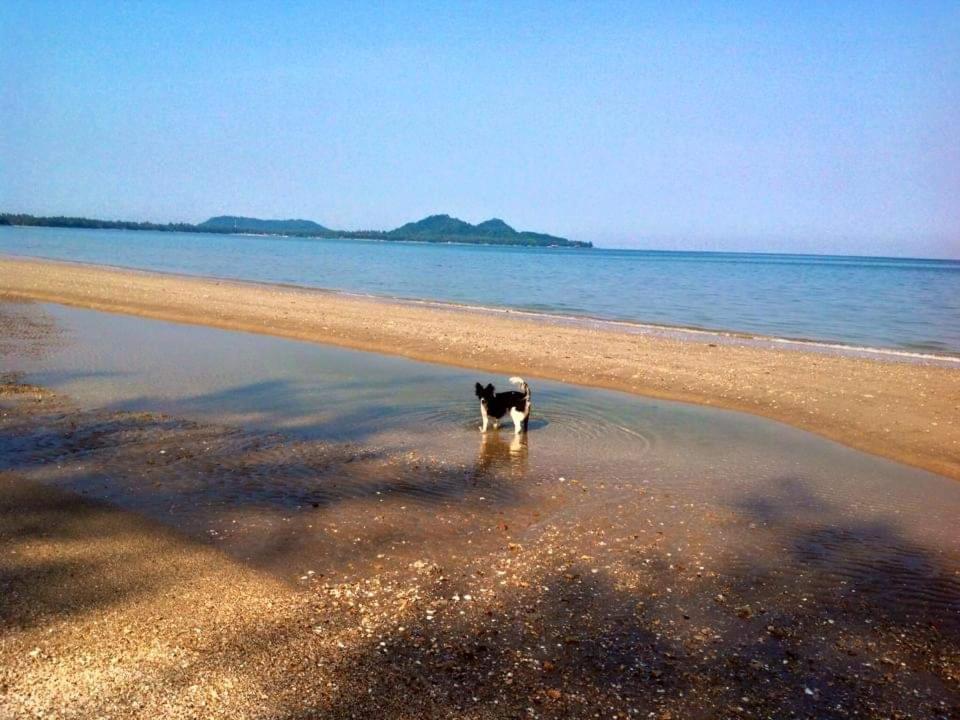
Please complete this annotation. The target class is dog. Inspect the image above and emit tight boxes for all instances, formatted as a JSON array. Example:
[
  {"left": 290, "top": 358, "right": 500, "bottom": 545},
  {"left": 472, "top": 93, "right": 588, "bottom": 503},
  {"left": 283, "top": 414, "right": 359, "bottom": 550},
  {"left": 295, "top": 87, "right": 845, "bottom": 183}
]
[{"left": 474, "top": 377, "right": 531, "bottom": 434}]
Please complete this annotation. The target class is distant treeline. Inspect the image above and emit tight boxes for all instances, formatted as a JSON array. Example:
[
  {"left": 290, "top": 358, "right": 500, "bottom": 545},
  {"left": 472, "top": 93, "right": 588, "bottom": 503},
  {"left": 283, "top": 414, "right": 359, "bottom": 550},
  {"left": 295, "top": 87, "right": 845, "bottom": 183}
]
[
  {"left": 0, "top": 212, "right": 592, "bottom": 248},
  {"left": 0, "top": 213, "right": 202, "bottom": 233}
]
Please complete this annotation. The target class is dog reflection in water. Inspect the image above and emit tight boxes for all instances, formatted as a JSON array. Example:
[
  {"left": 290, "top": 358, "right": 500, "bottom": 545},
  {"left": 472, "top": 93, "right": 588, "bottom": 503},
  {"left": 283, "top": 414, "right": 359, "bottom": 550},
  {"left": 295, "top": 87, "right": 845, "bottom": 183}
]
[{"left": 474, "top": 430, "right": 529, "bottom": 480}]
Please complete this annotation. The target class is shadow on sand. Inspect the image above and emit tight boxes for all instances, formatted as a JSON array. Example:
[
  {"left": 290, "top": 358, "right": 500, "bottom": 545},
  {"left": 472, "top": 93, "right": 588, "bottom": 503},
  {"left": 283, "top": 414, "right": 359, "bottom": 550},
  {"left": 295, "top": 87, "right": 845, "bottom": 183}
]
[{"left": 1, "top": 380, "right": 957, "bottom": 717}]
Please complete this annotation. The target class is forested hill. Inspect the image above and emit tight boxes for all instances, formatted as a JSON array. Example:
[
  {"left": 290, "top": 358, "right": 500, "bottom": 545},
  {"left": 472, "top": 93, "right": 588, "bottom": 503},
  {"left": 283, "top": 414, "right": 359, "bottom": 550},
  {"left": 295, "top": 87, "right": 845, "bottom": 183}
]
[
  {"left": 388, "top": 214, "right": 587, "bottom": 246},
  {"left": 197, "top": 216, "right": 330, "bottom": 233},
  {"left": 0, "top": 212, "right": 592, "bottom": 248}
]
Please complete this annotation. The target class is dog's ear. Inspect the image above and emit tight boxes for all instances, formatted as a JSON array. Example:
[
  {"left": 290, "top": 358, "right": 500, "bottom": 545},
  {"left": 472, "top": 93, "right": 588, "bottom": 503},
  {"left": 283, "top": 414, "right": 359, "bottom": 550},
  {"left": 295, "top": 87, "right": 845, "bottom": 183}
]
[
  {"left": 475, "top": 382, "right": 485, "bottom": 399},
  {"left": 486, "top": 383, "right": 495, "bottom": 395}
]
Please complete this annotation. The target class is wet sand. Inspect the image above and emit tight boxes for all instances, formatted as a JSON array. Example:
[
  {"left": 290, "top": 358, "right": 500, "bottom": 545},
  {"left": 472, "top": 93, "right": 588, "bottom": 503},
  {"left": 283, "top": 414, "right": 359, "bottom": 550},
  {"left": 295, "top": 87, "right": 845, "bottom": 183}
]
[
  {"left": 2, "top": 302, "right": 960, "bottom": 718},
  {"left": 2, "top": 255, "right": 958, "bottom": 480},
  {"left": 2, "top": 378, "right": 958, "bottom": 719}
]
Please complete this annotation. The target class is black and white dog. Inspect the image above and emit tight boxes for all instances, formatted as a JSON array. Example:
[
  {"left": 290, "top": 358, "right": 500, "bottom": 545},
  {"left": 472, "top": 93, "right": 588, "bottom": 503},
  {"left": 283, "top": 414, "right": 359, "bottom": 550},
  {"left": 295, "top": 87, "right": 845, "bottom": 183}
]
[{"left": 475, "top": 377, "right": 531, "bottom": 434}]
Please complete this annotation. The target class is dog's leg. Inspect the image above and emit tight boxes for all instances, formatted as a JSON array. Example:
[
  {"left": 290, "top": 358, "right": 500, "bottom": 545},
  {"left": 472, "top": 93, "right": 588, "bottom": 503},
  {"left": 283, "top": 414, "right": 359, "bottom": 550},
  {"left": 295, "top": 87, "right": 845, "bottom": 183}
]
[
  {"left": 510, "top": 407, "right": 525, "bottom": 435},
  {"left": 480, "top": 402, "right": 489, "bottom": 432}
]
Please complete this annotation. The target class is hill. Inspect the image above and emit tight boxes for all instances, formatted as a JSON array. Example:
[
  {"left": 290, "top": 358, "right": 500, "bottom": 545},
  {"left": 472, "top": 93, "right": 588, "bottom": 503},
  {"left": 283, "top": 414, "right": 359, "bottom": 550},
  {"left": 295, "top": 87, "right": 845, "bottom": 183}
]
[
  {"left": 387, "top": 214, "right": 589, "bottom": 247},
  {"left": 1, "top": 212, "right": 592, "bottom": 248},
  {"left": 197, "top": 216, "right": 330, "bottom": 234}
]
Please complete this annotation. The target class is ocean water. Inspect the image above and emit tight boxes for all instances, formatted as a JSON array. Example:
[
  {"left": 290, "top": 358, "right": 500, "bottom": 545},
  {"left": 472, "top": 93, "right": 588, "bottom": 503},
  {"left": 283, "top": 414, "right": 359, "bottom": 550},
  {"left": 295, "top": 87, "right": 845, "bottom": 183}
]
[{"left": 1, "top": 225, "right": 958, "bottom": 356}]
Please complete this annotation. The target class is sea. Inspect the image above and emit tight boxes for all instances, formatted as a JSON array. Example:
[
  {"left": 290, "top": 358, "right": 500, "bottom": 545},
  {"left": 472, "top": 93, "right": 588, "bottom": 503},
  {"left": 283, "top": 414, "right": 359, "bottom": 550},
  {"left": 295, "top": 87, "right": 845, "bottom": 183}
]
[{"left": 1, "top": 225, "right": 958, "bottom": 358}]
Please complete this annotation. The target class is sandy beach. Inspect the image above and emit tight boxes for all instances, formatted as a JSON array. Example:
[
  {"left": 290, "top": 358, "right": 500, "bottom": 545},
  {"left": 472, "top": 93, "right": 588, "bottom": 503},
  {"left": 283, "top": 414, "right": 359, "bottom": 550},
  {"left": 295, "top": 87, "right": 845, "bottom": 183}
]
[
  {"left": 2, "top": 367, "right": 958, "bottom": 719},
  {"left": 1, "top": 255, "right": 958, "bottom": 480},
  {"left": 1, "top": 273, "right": 958, "bottom": 718}
]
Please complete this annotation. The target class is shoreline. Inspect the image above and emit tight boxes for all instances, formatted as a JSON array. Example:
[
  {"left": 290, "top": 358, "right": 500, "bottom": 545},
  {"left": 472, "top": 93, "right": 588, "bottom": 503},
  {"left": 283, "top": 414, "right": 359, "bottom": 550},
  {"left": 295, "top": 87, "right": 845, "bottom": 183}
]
[
  {"left": 379, "top": 293, "right": 960, "bottom": 366},
  {"left": 1, "top": 255, "right": 958, "bottom": 480},
  {"left": 4, "top": 249, "right": 960, "bottom": 365}
]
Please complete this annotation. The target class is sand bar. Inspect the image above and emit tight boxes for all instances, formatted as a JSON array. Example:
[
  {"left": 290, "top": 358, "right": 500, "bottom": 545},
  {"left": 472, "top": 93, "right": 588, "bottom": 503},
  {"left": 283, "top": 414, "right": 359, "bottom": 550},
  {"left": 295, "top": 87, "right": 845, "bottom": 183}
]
[{"left": 1, "top": 255, "right": 958, "bottom": 479}]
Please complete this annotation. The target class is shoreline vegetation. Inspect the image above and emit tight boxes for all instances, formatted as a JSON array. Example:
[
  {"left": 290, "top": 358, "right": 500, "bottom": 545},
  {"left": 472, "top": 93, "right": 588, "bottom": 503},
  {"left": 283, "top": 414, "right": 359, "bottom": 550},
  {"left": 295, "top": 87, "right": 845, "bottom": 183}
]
[
  {"left": 0, "top": 212, "right": 593, "bottom": 248},
  {"left": 1, "top": 255, "right": 956, "bottom": 481}
]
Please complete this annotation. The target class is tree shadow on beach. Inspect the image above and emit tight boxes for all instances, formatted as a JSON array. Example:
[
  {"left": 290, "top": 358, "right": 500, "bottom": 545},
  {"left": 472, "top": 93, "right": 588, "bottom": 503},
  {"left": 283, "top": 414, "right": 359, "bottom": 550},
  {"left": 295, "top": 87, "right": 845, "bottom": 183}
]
[
  {"left": 1, "top": 375, "right": 958, "bottom": 717},
  {"left": 181, "top": 498, "right": 958, "bottom": 720},
  {"left": 271, "top": 490, "right": 958, "bottom": 719},
  {"left": 98, "top": 473, "right": 954, "bottom": 720},
  {"left": 0, "top": 477, "right": 187, "bottom": 632},
  {"left": 2, "top": 459, "right": 958, "bottom": 717},
  {"left": 732, "top": 475, "right": 960, "bottom": 637},
  {"left": 97, "top": 374, "right": 478, "bottom": 442},
  {"left": 0, "top": 379, "right": 545, "bottom": 623}
]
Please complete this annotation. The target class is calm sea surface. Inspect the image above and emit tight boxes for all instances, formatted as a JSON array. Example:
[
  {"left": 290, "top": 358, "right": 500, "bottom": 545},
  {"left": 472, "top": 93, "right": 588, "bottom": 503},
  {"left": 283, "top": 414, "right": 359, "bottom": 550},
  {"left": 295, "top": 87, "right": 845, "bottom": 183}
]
[{"left": 1, "top": 225, "right": 958, "bottom": 356}]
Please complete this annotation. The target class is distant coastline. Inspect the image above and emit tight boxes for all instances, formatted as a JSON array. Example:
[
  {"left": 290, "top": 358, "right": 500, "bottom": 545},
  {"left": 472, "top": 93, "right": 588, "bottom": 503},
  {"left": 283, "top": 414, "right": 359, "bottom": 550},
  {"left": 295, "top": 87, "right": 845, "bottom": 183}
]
[{"left": 0, "top": 212, "right": 592, "bottom": 248}]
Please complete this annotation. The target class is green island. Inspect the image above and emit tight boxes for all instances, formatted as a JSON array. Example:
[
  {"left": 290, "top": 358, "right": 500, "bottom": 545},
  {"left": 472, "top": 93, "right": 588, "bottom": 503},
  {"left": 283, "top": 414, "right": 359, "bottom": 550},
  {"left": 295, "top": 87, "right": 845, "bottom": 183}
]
[{"left": 0, "top": 212, "right": 592, "bottom": 248}]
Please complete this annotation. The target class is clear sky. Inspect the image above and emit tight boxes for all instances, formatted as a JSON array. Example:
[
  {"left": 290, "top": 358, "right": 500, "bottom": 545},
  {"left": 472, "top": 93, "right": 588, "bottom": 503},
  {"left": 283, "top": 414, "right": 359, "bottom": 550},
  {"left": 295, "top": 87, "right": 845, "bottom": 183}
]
[{"left": 1, "top": 2, "right": 958, "bottom": 257}]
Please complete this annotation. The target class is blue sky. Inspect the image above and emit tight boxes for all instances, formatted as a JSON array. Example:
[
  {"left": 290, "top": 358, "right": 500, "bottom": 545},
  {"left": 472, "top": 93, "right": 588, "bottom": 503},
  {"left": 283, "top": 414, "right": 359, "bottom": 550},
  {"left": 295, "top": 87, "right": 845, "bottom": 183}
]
[{"left": 1, "top": 2, "right": 958, "bottom": 256}]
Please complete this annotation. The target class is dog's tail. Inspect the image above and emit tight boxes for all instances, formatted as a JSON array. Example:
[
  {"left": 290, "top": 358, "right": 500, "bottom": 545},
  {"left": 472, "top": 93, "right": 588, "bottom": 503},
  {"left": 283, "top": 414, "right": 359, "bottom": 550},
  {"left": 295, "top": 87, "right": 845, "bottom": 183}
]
[{"left": 509, "top": 376, "right": 531, "bottom": 399}]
